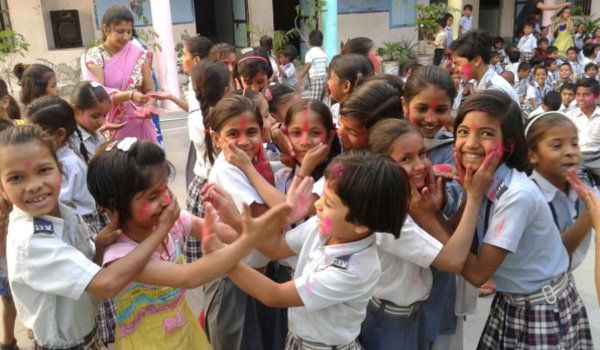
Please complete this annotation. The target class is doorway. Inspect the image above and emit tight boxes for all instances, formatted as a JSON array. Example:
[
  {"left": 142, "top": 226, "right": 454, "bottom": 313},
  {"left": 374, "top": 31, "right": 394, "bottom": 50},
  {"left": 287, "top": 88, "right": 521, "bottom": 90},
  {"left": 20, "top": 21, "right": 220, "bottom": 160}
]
[
  {"left": 272, "top": 0, "right": 300, "bottom": 54},
  {"left": 194, "top": 0, "right": 248, "bottom": 47},
  {"left": 479, "top": 0, "right": 501, "bottom": 38}
]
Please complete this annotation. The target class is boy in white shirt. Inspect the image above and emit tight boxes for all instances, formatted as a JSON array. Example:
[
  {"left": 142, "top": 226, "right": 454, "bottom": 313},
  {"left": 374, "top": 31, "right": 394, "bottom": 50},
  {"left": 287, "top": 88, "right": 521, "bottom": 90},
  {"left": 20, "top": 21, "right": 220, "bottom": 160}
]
[
  {"left": 459, "top": 5, "right": 473, "bottom": 36},
  {"left": 298, "top": 30, "right": 328, "bottom": 102},
  {"left": 517, "top": 23, "right": 537, "bottom": 61},
  {"left": 568, "top": 78, "right": 600, "bottom": 176},
  {"left": 278, "top": 47, "right": 297, "bottom": 87}
]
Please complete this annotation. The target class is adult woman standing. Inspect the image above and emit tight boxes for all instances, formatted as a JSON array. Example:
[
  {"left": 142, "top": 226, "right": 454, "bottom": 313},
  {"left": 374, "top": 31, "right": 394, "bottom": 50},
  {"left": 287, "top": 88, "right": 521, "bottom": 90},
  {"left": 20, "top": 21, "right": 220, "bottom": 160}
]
[
  {"left": 515, "top": 1, "right": 572, "bottom": 40},
  {"left": 82, "top": 5, "right": 156, "bottom": 143}
]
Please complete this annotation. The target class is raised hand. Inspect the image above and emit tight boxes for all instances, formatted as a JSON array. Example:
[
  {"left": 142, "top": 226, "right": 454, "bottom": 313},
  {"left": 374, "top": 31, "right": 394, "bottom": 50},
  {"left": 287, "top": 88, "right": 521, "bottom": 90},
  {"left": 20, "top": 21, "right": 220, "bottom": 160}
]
[
  {"left": 271, "top": 127, "right": 296, "bottom": 168},
  {"left": 201, "top": 182, "right": 242, "bottom": 231},
  {"left": 201, "top": 203, "right": 227, "bottom": 254},
  {"left": 240, "top": 202, "right": 292, "bottom": 243},
  {"left": 286, "top": 175, "right": 315, "bottom": 222},
  {"left": 222, "top": 141, "right": 253, "bottom": 172},
  {"left": 99, "top": 121, "right": 128, "bottom": 132},
  {"left": 254, "top": 144, "right": 275, "bottom": 185},
  {"left": 299, "top": 143, "right": 329, "bottom": 177},
  {"left": 463, "top": 149, "right": 502, "bottom": 199},
  {"left": 95, "top": 210, "right": 122, "bottom": 248},
  {"left": 157, "top": 192, "right": 180, "bottom": 234}
]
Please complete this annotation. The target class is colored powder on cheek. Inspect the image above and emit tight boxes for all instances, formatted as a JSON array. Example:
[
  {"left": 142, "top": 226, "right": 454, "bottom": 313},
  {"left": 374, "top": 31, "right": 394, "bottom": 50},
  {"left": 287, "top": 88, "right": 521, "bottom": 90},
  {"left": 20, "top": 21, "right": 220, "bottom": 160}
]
[
  {"left": 432, "top": 164, "right": 453, "bottom": 173},
  {"left": 461, "top": 65, "right": 472, "bottom": 80},
  {"left": 164, "top": 191, "right": 172, "bottom": 205},
  {"left": 408, "top": 110, "right": 415, "bottom": 124},
  {"left": 322, "top": 217, "right": 332, "bottom": 234},
  {"left": 489, "top": 140, "right": 504, "bottom": 156},
  {"left": 139, "top": 201, "right": 150, "bottom": 221},
  {"left": 24, "top": 161, "right": 32, "bottom": 169}
]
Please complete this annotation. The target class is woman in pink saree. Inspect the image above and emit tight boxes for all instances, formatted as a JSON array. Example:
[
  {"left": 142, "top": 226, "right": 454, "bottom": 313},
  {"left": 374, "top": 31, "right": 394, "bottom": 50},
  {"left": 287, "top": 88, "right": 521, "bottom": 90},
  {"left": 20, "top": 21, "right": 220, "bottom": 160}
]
[{"left": 82, "top": 5, "right": 157, "bottom": 143}]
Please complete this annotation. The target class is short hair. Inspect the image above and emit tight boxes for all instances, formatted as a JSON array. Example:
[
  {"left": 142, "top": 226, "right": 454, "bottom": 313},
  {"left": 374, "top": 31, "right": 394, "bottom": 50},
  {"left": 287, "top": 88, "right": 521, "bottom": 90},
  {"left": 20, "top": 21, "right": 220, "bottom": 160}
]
[
  {"left": 463, "top": 4, "right": 473, "bottom": 11},
  {"left": 491, "top": 52, "right": 500, "bottom": 60},
  {"left": 529, "top": 56, "right": 542, "bottom": 67},
  {"left": 443, "top": 13, "right": 454, "bottom": 21},
  {"left": 523, "top": 22, "right": 534, "bottom": 29},
  {"left": 543, "top": 58, "right": 556, "bottom": 67},
  {"left": 559, "top": 82, "right": 576, "bottom": 93},
  {"left": 437, "top": 18, "right": 446, "bottom": 27},
  {"left": 538, "top": 37, "right": 549, "bottom": 45},
  {"left": 259, "top": 36, "right": 273, "bottom": 51},
  {"left": 584, "top": 62, "right": 598, "bottom": 72},
  {"left": 493, "top": 37, "right": 504, "bottom": 45},
  {"left": 533, "top": 65, "right": 548, "bottom": 75},
  {"left": 542, "top": 90, "right": 561, "bottom": 111},
  {"left": 339, "top": 77, "right": 404, "bottom": 128},
  {"left": 88, "top": 140, "right": 174, "bottom": 224},
  {"left": 559, "top": 62, "right": 572, "bottom": 71},
  {"left": 185, "top": 35, "right": 214, "bottom": 59},
  {"left": 576, "top": 78, "right": 600, "bottom": 97},
  {"left": 308, "top": 30, "right": 323, "bottom": 47},
  {"left": 566, "top": 46, "right": 578, "bottom": 54},
  {"left": 546, "top": 46, "right": 558, "bottom": 55},
  {"left": 509, "top": 50, "right": 521, "bottom": 63},
  {"left": 324, "top": 151, "right": 410, "bottom": 238},
  {"left": 454, "top": 90, "right": 529, "bottom": 172},
  {"left": 450, "top": 30, "right": 492, "bottom": 64},
  {"left": 583, "top": 43, "right": 596, "bottom": 57},
  {"left": 517, "top": 61, "right": 532, "bottom": 72},
  {"left": 341, "top": 37, "right": 375, "bottom": 56},
  {"left": 280, "top": 46, "right": 297, "bottom": 61}
]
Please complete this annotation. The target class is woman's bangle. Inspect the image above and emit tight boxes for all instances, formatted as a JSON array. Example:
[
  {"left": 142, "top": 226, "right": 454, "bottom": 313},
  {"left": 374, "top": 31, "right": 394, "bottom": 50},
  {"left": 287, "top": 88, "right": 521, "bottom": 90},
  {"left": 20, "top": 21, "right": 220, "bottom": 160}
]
[{"left": 129, "top": 91, "right": 134, "bottom": 101}]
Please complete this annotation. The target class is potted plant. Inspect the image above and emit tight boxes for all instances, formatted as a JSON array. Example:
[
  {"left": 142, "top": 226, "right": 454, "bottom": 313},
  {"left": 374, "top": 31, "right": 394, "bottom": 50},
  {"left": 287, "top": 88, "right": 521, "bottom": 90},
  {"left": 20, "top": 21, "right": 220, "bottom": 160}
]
[
  {"left": 415, "top": 3, "right": 459, "bottom": 55},
  {"left": 378, "top": 39, "right": 417, "bottom": 75}
]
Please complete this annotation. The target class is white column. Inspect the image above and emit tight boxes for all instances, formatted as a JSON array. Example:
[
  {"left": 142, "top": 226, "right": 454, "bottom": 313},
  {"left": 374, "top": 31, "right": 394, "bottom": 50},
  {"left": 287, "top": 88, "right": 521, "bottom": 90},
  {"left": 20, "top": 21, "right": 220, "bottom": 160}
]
[
  {"left": 542, "top": 0, "right": 557, "bottom": 40},
  {"left": 149, "top": 0, "right": 179, "bottom": 111},
  {"left": 448, "top": 0, "right": 463, "bottom": 39}
]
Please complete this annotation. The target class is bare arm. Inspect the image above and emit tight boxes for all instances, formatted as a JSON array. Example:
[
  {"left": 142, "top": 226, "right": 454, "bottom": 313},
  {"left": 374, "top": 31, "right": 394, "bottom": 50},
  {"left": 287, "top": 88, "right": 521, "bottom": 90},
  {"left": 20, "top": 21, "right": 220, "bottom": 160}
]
[
  {"left": 536, "top": 1, "right": 570, "bottom": 11},
  {"left": 147, "top": 91, "right": 190, "bottom": 111},
  {"left": 297, "top": 63, "right": 311, "bottom": 90},
  {"left": 560, "top": 210, "right": 592, "bottom": 255},
  {"left": 86, "top": 64, "right": 105, "bottom": 85},
  {"left": 460, "top": 244, "right": 509, "bottom": 287}
]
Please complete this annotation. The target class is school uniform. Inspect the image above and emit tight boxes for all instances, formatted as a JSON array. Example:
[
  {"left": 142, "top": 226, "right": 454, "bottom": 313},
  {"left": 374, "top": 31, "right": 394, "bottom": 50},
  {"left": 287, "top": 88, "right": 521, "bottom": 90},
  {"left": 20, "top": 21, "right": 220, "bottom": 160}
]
[
  {"left": 203, "top": 153, "right": 285, "bottom": 350},
  {"left": 504, "top": 62, "right": 519, "bottom": 77},
  {"left": 559, "top": 99, "right": 578, "bottom": 114},
  {"left": 530, "top": 170, "right": 598, "bottom": 270},
  {"left": 281, "top": 62, "right": 297, "bottom": 87},
  {"left": 517, "top": 34, "right": 537, "bottom": 61},
  {"left": 491, "top": 63, "right": 503, "bottom": 74},
  {"left": 71, "top": 126, "right": 105, "bottom": 160},
  {"left": 7, "top": 203, "right": 105, "bottom": 349},
  {"left": 568, "top": 60, "right": 582, "bottom": 78},
  {"left": 285, "top": 216, "right": 380, "bottom": 349},
  {"left": 567, "top": 107, "right": 600, "bottom": 176},
  {"left": 459, "top": 15, "right": 472, "bottom": 35},
  {"left": 474, "top": 164, "right": 593, "bottom": 348},
  {"left": 531, "top": 81, "right": 552, "bottom": 107},
  {"left": 475, "top": 67, "right": 519, "bottom": 103},
  {"left": 304, "top": 46, "right": 328, "bottom": 102},
  {"left": 359, "top": 216, "right": 442, "bottom": 350},
  {"left": 444, "top": 26, "right": 453, "bottom": 47}
]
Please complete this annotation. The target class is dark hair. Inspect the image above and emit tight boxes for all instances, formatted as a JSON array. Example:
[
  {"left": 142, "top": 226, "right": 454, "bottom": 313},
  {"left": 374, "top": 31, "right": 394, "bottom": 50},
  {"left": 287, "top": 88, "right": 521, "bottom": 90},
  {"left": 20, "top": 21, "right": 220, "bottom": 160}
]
[
  {"left": 404, "top": 65, "right": 457, "bottom": 104},
  {"left": 542, "top": 90, "right": 561, "bottom": 110},
  {"left": 525, "top": 112, "right": 577, "bottom": 153},
  {"left": 324, "top": 151, "right": 410, "bottom": 238},
  {"left": 533, "top": 65, "right": 548, "bottom": 75},
  {"left": 464, "top": 4, "right": 473, "bottom": 11},
  {"left": 235, "top": 49, "right": 273, "bottom": 87},
  {"left": 268, "top": 83, "right": 297, "bottom": 116},
  {"left": 26, "top": 96, "right": 92, "bottom": 164},
  {"left": 523, "top": 22, "right": 534, "bottom": 29},
  {"left": 404, "top": 63, "right": 423, "bottom": 77},
  {"left": 443, "top": 13, "right": 454, "bottom": 21},
  {"left": 509, "top": 50, "right": 521, "bottom": 63},
  {"left": 493, "top": 37, "right": 504, "bottom": 45},
  {"left": 546, "top": 46, "right": 558, "bottom": 55},
  {"left": 71, "top": 81, "right": 111, "bottom": 111},
  {"left": 517, "top": 61, "right": 532, "bottom": 72},
  {"left": 7, "top": 97, "right": 20, "bottom": 120},
  {"left": 584, "top": 62, "right": 598, "bottom": 73},
  {"left": 308, "top": 30, "right": 323, "bottom": 47},
  {"left": 208, "top": 43, "right": 236, "bottom": 61},
  {"left": 280, "top": 46, "right": 297, "bottom": 61},
  {"left": 88, "top": 140, "right": 174, "bottom": 223},
  {"left": 529, "top": 56, "right": 542, "bottom": 67},
  {"left": 582, "top": 43, "right": 596, "bottom": 57},
  {"left": 576, "top": 78, "right": 600, "bottom": 97},
  {"left": 0, "top": 124, "right": 58, "bottom": 166},
  {"left": 232, "top": 88, "right": 267, "bottom": 124},
  {"left": 490, "top": 52, "right": 500, "bottom": 60},
  {"left": 341, "top": 37, "right": 375, "bottom": 56},
  {"left": 367, "top": 118, "right": 421, "bottom": 155},
  {"left": 454, "top": 90, "right": 529, "bottom": 172},
  {"left": 559, "top": 82, "right": 575, "bottom": 93},
  {"left": 450, "top": 30, "right": 492, "bottom": 64},
  {"left": 566, "top": 46, "right": 578, "bottom": 54},
  {"left": 0, "top": 79, "right": 7, "bottom": 100},
  {"left": 285, "top": 99, "right": 342, "bottom": 180},
  {"left": 101, "top": 5, "right": 134, "bottom": 40},
  {"left": 192, "top": 59, "right": 230, "bottom": 118},
  {"left": 13, "top": 63, "right": 56, "bottom": 106},
  {"left": 339, "top": 77, "right": 404, "bottom": 129},
  {"left": 543, "top": 58, "right": 556, "bottom": 68},
  {"left": 559, "top": 62, "right": 572, "bottom": 71},
  {"left": 204, "top": 95, "right": 262, "bottom": 165},
  {"left": 185, "top": 35, "right": 213, "bottom": 59},
  {"left": 329, "top": 54, "right": 374, "bottom": 96},
  {"left": 538, "top": 37, "right": 549, "bottom": 45},
  {"left": 259, "top": 36, "right": 273, "bottom": 51},
  {"left": 437, "top": 18, "right": 447, "bottom": 27}
]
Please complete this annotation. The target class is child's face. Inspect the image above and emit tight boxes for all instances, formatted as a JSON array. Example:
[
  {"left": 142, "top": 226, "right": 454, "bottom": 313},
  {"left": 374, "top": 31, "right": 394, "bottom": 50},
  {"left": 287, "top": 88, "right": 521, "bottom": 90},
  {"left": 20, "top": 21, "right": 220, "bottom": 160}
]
[
  {"left": 541, "top": 27, "right": 548, "bottom": 37},
  {"left": 0, "top": 140, "right": 61, "bottom": 217},
  {"left": 576, "top": 86, "right": 598, "bottom": 109},
  {"left": 517, "top": 69, "right": 531, "bottom": 80},
  {"left": 524, "top": 26, "right": 533, "bottom": 35},
  {"left": 567, "top": 50, "right": 577, "bottom": 61},
  {"left": 586, "top": 67, "right": 598, "bottom": 77},
  {"left": 547, "top": 51, "right": 558, "bottom": 59},
  {"left": 278, "top": 54, "right": 289, "bottom": 65},
  {"left": 559, "top": 65, "right": 572, "bottom": 80},
  {"left": 534, "top": 69, "right": 547, "bottom": 86},
  {"left": 287, "top": 110, "right": 332, "bottom": 164},
  {"left": 454, "top": 111, "right": 503, "bottom": 172},
  {"left": 561, "top": 88, "right": 575, "bottom": 106},
  {"left": 181, "top": 44, "right": 200, "bottom": 75},
  {"left": 213, "top": 111, "right": 262, "bottom": 159},
  {"left": 46, "top": 73, "right": 59, "bottom": 97},
  {"left": 256, "top": 96, "right": 273, "bottom": 142},
  {"left": 222, "top": 53, "right": 236, "bottom": 74},
  {"left": 242, "top": 72, "right": 268, "bottom": 93},
  {"left": 128, "top": 176, "right": 171, "bottom": 228},
  {"left": 561, "top": 9, "right": 571, "bottom": 20},
  {"left": 529, "top": 124, "right": 580, "bottom": 185},
  {"left": 452, "top": 72, "right": 462, "bottom": 85},
  {"left": 453, "top": 55, "right": 475, "bottom": 81},
  {"left": 548, "top": 62, "right": 557, "bottom": 72},
  {"left": 577, "top": 24, "right": 584, "bottom": 33},
  {"left": 404, "top": 85, "right": 452, "bottom": 139},
  {"left": 491, "top": 56, "right": 500, "bottom": 65},
  {"left": 464, "top": 8, "right": 472, "bottom": 16},
  {"left": 388, "top": 133, "right": 429, "bottom": 189},
  {"left": 338, "top": 116, "right": 367, "bottom": 151},
  {"left": 315, "top": 182, "right": 368, "bottom": 239},
  {"left": 271, "top": 94, "right": 298, "bottom": 124},
  {"left": 539, "top": 42, "right": 549, "bottom": 51},
  {"left": 76, "top": 100, "right": 111, "bottom": 134},
  {"left": 327, "top": 71, "right": 350, "bottom": 103},
  {"left": 446, "top": 17, "right": 454, "bottom": 26},
  {"left": 494, "top": 42, "right": 503, "bottom": 50}
]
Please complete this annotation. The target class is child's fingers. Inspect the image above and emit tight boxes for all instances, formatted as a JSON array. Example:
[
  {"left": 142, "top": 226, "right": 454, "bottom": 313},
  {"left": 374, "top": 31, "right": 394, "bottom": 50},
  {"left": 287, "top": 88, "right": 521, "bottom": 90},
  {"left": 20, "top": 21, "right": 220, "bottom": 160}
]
[
  {"left": 202, "top": 203, "right": 216, "bottom": 241},
  {"left": 453, "top": 150, "right": 466, "bottom": 183},
  {"left": 464, "top": 164, "right": 474, "bottom": 186}
]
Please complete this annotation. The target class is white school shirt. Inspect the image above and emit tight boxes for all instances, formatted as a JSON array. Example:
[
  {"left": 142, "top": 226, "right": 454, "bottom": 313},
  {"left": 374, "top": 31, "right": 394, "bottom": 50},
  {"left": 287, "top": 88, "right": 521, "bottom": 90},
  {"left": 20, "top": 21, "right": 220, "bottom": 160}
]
[
  {"left": 475, "top": 67, "right": 520, "bottom": 103},
  {"left": 459, "top": 15, "right": 472, "bottom": 35},
  {"left": 530, "top": 171, "right": 598, "bottom": 270},
  {"left": 281, "top": 62, "right": 297, "bottom": 86},
  {"left": 567, "top": 106, "right": 600, "bottom": 153},
  {"left": 374, "top": 216, "right": 443, "bottom": 306},
  {"left": 475, "top": 164, "right": 569, "bottom": 294},
  {"left": 286, "top": 217, "right": 380, "bottom": 345},
  {"left": 186, "top": 78, "right": 211, "bottom": 178},
  {"left": 274, "top": 165, "right": 325, "bottom": 197},
  {"left": 505, "top": 62, "right": 519, "bottom": 77},
  {"left": 208, "top": 153, "right": 270, "bottom": 268},
  {"left": 57, "top": 146, "right": 96, "bottom": 216},
  {"left": 7, "top": 203, "right": 100, "bottom": 348},
  {"left": 444, "top": 26, "right": 453, "bottom": 46},
  {"left": 517, "top": 34, "right": 537, "bottom": 54},
  {"left": 305, "top": 47, "right": 328, "bottom": 79},
  {"left": 269, "top": 54, "right": 280, "bottom": 82},
  {"left": 71, "top": 126, "right": 105, "bottom": 159}
]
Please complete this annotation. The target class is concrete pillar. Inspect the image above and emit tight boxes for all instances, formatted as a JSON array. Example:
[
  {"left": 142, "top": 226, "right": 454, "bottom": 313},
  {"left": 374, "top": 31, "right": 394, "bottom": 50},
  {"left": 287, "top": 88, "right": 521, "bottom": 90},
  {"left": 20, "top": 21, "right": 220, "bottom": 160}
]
[
  {"left": 448, "top": 0, "right": 463, "bottom": 39},
  {"left": 322, "top": 0, "right": 338, "bottom": 61},
  {"left": 542, "top": 0, "right": 557, "bottom": 39},
  {"left": 149, "top": 0, "right": 179, "bottom": 111}
]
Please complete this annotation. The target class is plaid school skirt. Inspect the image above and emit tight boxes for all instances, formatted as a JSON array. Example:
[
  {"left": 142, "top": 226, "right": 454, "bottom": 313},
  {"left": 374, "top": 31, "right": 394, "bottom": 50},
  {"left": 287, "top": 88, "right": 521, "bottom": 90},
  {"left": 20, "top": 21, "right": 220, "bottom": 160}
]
[
  {"left": 307, "top": 76, "right": 328, "bottom": 102},
  {"left": 477, "top": 274, "right": 593, "bottom": 349},
  {"left": 184, "top": 175, "right": 207, "bottom": 263},
  {"left": 285, "top": 332, "right": 364, "bottom": 350}
]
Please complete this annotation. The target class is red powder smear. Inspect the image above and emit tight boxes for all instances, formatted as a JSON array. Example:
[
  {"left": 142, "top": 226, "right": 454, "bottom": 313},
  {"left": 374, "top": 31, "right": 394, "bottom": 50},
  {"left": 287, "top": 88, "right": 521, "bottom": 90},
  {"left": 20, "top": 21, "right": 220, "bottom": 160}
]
[
  {"left": 432, "top": 164, "right": 453, "bottom": 173},
  {"left": 460, "top": 64, "right": 472, "bottom": 80},
  {"left": 322, "top": 217, "right": 332, "bottom": 234},
  {"left": 238, "top": 117, "right": 247, "bottom": 144},
  {"left": 427, "top": 99, "right": 437, "bottom": 120},
  {"left": 494, "top": 218, "right": 505, "bottom": 238},
  {"left": 330, "top": 163, "right": 345, "bottom": 180},
  {"left": 469, "top": 122, "right": 478, "bottom": 130},
  {"left": 488, "top": 140, "right": 504, "bottom": 157},
  {"left": 408, "top": 110, "right": 415, "bottom": 124},
  {"left": 139, "top": 201, "right": 151, "bottom": 221},
  {"left": 24, "top": 161, "right": 32, "bottom": 169},
  {"left": 254, "top": 146, "right": 274, "bottom": 184},
  {"left": 133, "top": 105, "right": 164, "bottom": 117},
  {"left": 294, "top": 194, "right": 309, "bottom": 221},
  {"left": 164, "top": 191, "right": 172, "bottom": 205}
]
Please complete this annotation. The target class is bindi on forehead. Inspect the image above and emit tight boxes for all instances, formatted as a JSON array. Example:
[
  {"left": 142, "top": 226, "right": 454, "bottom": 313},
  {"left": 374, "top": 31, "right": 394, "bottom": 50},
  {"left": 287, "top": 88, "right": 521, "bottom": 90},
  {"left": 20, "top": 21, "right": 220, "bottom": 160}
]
[{"left": 24, "top": 161, "right": 33, "bottom": 169}]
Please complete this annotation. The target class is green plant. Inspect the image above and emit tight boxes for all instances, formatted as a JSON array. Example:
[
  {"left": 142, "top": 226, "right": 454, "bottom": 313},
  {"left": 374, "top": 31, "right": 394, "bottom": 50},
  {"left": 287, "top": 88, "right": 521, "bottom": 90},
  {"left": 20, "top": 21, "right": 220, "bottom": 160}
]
[
  {"left": 0, "top": 29, "right": 29, "bottom": 92},
  {"left": 175, "top": 29, "right": 191, "bottom": 75},
  {"left": 377, "top": 39, "right": 417, "bottom": 66},
  {"left": 415, "top": 3, "right": 459, "bottom": 40},
  {"left": 570, "top": 5, "right": 584, "bottom": 16},
  {"left": 573, "top": 14, "right": 600, "bottom": 36},
  {"left": 247, "top": 25, "right": 299, "bottom": 56},
  {"left": 37, "top": 58, "right": 81, "bottom": 96},
  {"left": 294, "top": 0, "right": 326, "bottom": 45}
]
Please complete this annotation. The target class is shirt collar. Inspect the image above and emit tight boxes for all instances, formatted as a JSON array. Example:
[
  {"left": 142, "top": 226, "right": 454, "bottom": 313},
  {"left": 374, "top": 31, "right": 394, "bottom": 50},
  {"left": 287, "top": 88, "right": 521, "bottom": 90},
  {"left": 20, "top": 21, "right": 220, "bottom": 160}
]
[
  {"left": 320, "top": 233, "right": 375, "bottom": 267},
  {"left": 11, "top": 203, "right": 69, "bottom": 238},
  {"left": 530, "top": 170, "right": 578, "bottom": 202},
  {"left": 573, "top": 106, "right": 600, "bottom": 118},
  {"left": 485, "top": 163, "right": 511, "bottom": 201}
]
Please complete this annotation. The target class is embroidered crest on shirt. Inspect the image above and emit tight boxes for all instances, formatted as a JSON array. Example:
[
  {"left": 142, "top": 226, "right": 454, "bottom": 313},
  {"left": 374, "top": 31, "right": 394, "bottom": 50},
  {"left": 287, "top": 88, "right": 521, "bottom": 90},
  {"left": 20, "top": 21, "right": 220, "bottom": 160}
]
[
  {"left": 493, "top": 181, "right": 508, "bottom": 201},
  {"left": 331, "top": 254, "right": 352, "bottom": 270},
  {"left": 33, "top": 218, "right": 54, "bottom": 235}
]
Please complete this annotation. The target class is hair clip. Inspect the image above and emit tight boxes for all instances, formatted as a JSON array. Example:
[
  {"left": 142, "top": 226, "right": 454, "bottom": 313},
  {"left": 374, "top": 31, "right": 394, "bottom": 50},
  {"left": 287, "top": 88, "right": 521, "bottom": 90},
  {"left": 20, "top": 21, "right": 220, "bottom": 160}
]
[
  {"left": 264, "top": 88, "right": 272, "bottom": 102},
  {"left": 90, "top": 81, "right": 102, "bottom": 88},
  {"left": 117, "top": 137, "right": 137, "bottom": 152},
  {"left": 105, "top": 140, "right": 119, "bottom": 152},
  {"left": 524, "top": 111, "right": 568, "bottom": 135},
  {"left": 237, "top": 55, "right": 269, "bottom": 65}
]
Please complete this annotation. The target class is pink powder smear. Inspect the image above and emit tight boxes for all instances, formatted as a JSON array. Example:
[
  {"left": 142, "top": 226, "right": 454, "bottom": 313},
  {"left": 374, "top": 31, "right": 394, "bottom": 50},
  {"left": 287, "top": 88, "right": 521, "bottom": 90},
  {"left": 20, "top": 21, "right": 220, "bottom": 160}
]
[
  {"left": 164, "top": 191, "right": 172, "bottom": 205},
  {"left": 24, "top": 161, "right": 32, "bottom": 169},
  {"left": 133, "top": 105, "right": 164, "bottom": 118},
  {"left": 139, "top": 201, "right": 151, "bottom": 221},
  {"left": 494, "top": 218, "right": 505, "bottom": 238},
  {"left": 330, "top": 163, "right": 345, "bottom": 180},
  {"left": 321, "top": 217, "right": 332, "bottom": 234},
  {"left": 238, "top": 118, "right": 247, "bottom": 144},
  {"left": 460, "top": 64, "right": 473, "bottom": 80},
  {"left": 432, "top": 164, "right": 453, "bottom": 173}
]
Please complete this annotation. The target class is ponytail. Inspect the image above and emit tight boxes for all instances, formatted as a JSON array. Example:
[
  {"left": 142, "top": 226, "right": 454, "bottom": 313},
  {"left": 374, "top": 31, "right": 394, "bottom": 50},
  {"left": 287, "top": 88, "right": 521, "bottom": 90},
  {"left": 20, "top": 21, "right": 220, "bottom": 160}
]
[{"left": 74, "top": 128, "right": 91, "bottom": 163}]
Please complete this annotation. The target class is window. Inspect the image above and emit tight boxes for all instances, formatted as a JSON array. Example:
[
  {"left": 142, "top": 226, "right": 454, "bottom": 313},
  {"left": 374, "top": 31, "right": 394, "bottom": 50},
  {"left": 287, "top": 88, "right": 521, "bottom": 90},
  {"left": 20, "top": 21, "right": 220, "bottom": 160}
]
[
  {"left": 0, "top": 0, "right": 11, "bottom": 31},
  {"left": 572, "top": 0, "right": 591, "bottom": 15}
]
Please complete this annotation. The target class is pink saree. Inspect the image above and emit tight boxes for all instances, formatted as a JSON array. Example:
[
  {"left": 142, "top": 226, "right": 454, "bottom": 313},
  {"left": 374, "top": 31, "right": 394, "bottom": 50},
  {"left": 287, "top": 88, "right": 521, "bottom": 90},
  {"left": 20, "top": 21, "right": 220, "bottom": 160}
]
[{"left": 82, "top": 41, "right": 157, "bottom": 143}]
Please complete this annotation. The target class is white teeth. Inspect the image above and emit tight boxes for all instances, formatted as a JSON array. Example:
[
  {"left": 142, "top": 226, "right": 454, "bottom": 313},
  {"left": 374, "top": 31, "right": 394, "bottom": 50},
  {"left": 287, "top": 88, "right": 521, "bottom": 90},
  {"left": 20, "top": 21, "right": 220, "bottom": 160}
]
[
  {"left": 463, "top": 153, "right": 482, "bottom": 160},
  {"left": 27, "top": 194, "right": 49, "bottom": 203}
]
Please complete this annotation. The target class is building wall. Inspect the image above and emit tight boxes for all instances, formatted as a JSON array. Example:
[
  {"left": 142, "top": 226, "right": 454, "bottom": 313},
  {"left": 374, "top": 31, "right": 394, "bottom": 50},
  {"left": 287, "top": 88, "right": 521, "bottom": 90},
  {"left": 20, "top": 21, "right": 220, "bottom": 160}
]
[
  {"left": 337, "top": 12, "right": 418, "bottom": 48},
  {"left": 247, "top": 0, "right": 274, "bottom": 45}
]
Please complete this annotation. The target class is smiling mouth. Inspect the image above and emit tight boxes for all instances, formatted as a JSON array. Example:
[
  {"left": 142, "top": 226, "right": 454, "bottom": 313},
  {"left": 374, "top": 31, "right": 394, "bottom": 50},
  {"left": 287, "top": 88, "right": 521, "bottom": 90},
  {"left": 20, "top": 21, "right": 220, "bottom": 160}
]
[
  {"left": 26, "top": 193, "right": 51, "bottom": 204},
  {"left": 420, "top": 124, "right": 439, "bottom": 131},
  {"left": 462, "top": 152, "right": 484, "bottom": 161}
]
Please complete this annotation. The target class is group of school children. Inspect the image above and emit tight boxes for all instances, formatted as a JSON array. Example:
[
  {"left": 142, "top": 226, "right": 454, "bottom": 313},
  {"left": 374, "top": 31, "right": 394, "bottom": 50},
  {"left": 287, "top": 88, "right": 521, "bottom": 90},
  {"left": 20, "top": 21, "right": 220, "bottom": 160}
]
[{"left": 0, "top": 3, "right": 599, "bottom": 350}]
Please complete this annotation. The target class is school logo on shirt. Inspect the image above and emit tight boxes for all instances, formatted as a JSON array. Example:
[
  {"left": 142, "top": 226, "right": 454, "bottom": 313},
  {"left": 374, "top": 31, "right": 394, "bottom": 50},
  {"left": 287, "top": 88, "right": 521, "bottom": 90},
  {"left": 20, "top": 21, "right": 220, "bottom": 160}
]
[
  {"left": 33, "top": 218, "right": 54, "bottom": 235},
  {"left": 494, "top": 182, "right": 508, "bottom": 201},
  {"left": 331, "top": 254, "right": 352, "bottom": 270}
]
